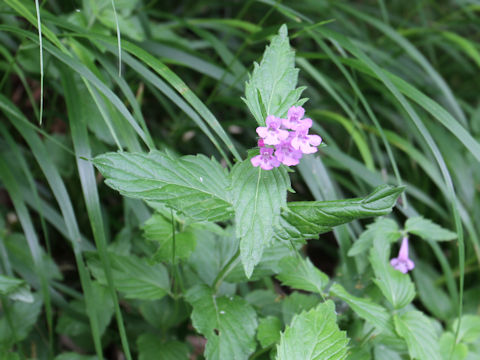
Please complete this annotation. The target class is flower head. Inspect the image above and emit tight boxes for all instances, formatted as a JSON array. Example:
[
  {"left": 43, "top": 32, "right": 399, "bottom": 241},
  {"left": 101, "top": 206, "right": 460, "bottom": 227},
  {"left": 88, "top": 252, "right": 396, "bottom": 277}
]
[
  {"left": 283, "top": 106, "right": 306, "bottom": 130},
  {"left": 390, "top": 237, "right": 415, "bottom": 274},
  {"left": 256, "top": 115, "right": 289, "bottom": 145},
  {"left": 291, "top": 121, "right": 322, "bottom": 154},
  {"left": 275, "top": 134, "right": 303, "bottom": 166},
  {"left": 251, "top": 147, "right": 281, "bottom": 170}
]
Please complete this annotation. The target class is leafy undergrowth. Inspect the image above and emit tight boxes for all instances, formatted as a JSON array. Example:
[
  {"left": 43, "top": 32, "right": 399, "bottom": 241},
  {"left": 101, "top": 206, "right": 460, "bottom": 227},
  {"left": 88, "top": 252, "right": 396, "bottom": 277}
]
[{"left": 0, "top": 1, "right": 479, "bottom": 360}]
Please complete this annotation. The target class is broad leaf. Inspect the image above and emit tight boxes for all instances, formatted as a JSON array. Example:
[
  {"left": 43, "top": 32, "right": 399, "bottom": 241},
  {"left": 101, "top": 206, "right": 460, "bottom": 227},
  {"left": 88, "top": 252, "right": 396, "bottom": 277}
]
[
  {"left": 348, "top": 218, "right": 401, "bottom": 256},
  {"left": 88, "top": 252, "right": 170, "bottom": 300},
  {"left": 257, "top": 316, "right": 283, "bottom": 347},
  {"left": 279, "top": 185, "right": 404, "bottom": 241},
  {"left": 137, "top": 334, "right": 189, "bottom": 360},
  {"left": 394, "top": 311, "right": 441, "bottom": 360},
  {"left": 276, "top": 300, "right": 349, "bottom": 360},
  {"left": 230, "top": 159, "right": 290, "bottom": 278},
  {"left": 369, "top": 237, "right": 415, "bottom": 309},
  {"left": 186, "top": 285, "right": 257, "bottom": 360},
  {"left": 244, "top": 24, "right": 305, "bottom": 124},
  {"left": 405, "top": 216, "right": 457, "bottom": 241},
  {"left": 276, "top": 256, "right": 328, "bottom": 294},
  {"left": 143, "top": 212, "right": 196, "bottom": 262},
  {"left": 330, "top": 283, "right": 395, "bottom": 336},
  {"left": 94, "top": 151, "right": 233, "bottom": 222}
]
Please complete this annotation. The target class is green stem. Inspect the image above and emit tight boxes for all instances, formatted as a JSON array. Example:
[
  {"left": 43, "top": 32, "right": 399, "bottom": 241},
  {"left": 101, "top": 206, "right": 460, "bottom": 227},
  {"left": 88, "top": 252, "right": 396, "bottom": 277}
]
[{"left": 213, "top": 249, "right": 241, "bottom": 294}]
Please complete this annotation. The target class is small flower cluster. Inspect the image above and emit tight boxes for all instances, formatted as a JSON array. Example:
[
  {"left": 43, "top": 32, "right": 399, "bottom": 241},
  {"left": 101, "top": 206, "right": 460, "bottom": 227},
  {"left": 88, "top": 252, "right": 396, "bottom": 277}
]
[
  {"left": 251, "top": 106, "right": 322, "bottom": 170},
  {"left": 390, "top": 236, "right": 415, "bottom": 274}
]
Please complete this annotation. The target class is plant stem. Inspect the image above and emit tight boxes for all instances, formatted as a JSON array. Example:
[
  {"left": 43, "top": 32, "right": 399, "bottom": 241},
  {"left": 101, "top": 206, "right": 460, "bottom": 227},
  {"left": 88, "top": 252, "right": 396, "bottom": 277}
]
[{"left": 213, "top": 249, "right": 241, "bottom": 294}]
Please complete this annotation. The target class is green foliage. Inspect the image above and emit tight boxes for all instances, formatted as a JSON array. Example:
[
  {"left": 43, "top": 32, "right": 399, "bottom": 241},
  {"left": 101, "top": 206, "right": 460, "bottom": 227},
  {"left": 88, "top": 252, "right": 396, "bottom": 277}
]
[
  {"left": 94, "top": 151, "right": 233, "bottom": 222},
  {"left": 231, "top": 160, "right": 290, "bottom": 277},
  {"left": 276, "top": 301, "right": 349, "bottom": 360},
  {"left": 370, "top": 237, "right": 415, "bottom": 309},
  {"left": 394, "top": 311, "right": 442, "bottom": 360},
  {"left": 0, "top": 1, "right": 479, "bottom": 359},
  {"left": 244, "top": 24, "right": 305, "bottom": 124},
  {"left": 186, "top": 285, "right": 257, "bottom": 360}
]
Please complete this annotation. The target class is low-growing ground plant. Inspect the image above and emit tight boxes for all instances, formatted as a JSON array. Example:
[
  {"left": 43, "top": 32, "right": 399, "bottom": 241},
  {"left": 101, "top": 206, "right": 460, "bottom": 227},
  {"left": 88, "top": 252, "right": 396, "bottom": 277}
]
[{"left": 0, "top": 1, "right": 479, "bottom": 360}]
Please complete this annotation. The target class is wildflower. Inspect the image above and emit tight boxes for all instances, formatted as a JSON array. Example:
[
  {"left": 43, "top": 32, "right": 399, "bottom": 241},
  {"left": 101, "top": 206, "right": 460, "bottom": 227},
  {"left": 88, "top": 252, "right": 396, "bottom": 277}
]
[
  {"left": 390, "top": 237, "right": 415, "bottom": 274},
  {"left": 251, "top": 146, "right": 281, "bottom": 170},
  {"left": 275, "top": 134, "right": 303, "bottom": 166},
  {"left": 291, "top": 120, "right": 322, "bottom": 154},
  {"left": 283, "top": 106, "right": 307, "bottom": 130},
  {"left": 256, "top": 115, "right": 289, "bottom": 145}
]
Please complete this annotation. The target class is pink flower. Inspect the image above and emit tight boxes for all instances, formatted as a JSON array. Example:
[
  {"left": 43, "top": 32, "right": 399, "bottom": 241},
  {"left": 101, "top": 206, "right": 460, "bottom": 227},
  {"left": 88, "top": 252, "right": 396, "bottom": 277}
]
[
  {"left": 390, "top": 237, "right": 415, "bottom": 274},
  {"left": 251, "top": 147, "right": 281, "bottom": 170},
  {"left": 283, "top": 106, "right": 306, "bottom": 130},
  {"left": 291, "top": 123, "right": 322, "bottom": 154},
  {"left": 256, "top": 115, "right": 289, "bottom": 145},
  {"left": 275, "top": 135, "right": 303, "bottom": 166}
]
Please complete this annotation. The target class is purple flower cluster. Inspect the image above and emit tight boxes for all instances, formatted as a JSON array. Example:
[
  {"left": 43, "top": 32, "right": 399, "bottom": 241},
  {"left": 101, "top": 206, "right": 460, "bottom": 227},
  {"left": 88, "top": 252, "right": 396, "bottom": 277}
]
[
  {"left": 390, "top": 236, "right": 415, "bottom": 274},
  {"left": 251, "top": 106, "right": 322, "bottom": 170}
]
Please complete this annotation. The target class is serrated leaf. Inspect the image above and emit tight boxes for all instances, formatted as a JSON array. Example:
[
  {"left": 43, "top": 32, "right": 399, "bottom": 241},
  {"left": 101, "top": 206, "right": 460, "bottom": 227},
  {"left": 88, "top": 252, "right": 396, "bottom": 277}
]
[
  {"left": 88, "top": 252, "right": 170, "bottom": 300},
  {"left": 230, "top": 159, "right": 290, "bottom": 278},
  {"left": 330, "top": 283, "right": 395, "bottom": 336},
  {"left": 276, "top": 256, "right": 328, "bottom": 294},
  {"left": 278, "top": 185, "right": 404, "bottom": 241},
  {"left": 394, "top": 311, "right": 441, "bottom": 360},
  {"left": 348, "top": 218, "right": 401, "bottom": 256},
  {"left": 452, "top": 315, "right": 480, "bottom": 344},
  {"left": 137, "top": 334, "right": 189, "bottom": 360},
  {"left": 186, "top": 285, "right": 257, "bottom": 360},
  {"left": 93, "top": 151, "right": 233, "bottom": 222},
  {"left": 257, "top": 316, "right": 283, "bottom": 347},
  {"left": 244, "top": 24, "right": 304, "bottom": 124},
  {"left": 405, "top": 216, "right": 457, "bottom": 241},
  {"left": 369, "top": 237, "right": 415, "bottom": 309},
  {"left": 143, "top": 213, "right": 196, "bottom": 262},
  {"left": 276, "top": 300, "right": 349, "bottom": 360}
]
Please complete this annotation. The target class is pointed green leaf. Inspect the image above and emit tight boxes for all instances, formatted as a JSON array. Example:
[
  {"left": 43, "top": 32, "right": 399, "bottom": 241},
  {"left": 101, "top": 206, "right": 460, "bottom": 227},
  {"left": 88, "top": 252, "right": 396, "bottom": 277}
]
[
  {"left": 276, "top": 256, "right": 328, "bottom": 294},
  {"left": 348, "top": 218, "right": 401, "bottom": 256},
  {"left": 330, "top": 283, "right": 395, "bottom": 336},
  {"left": 0, "top": 295, "right": 42, "bottom": 345},
  {"left": 186, "top": 285, "right": 257, "bottom": 360},
  {"left": 230, "top": 159, "right": 290, "bottom": 277},
  {"left": 279, "top": 185, "right": 404, "bottom": 241},
  {"left": 93, "top": 151, "right": 233, "bottom": 222},
  {"left": 244, "top": 24, "right": 305, "bottom": 124},
  {"left": 394, "top": 311, "right": 441, "bottom": 360},
  {"left": 88, "top": 252, "right": 170, "bottom": 300},
  {"left": 405, "top": 216, "right": 457, "bottom": 241},
  {"left": 370, "top": 237, "right": 415, "bottom": 309},
  {"left": 276, "top": 300, "right": 349, "bottom": 360},
  {"left": 439, "top": 332, "right": 468, "bottom": 360}
]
